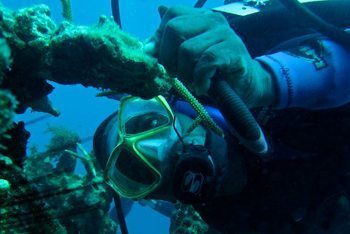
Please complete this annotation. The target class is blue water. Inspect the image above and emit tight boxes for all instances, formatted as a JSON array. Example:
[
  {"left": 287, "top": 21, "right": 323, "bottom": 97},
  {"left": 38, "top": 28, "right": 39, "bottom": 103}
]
[{"left": 2, "top": 1, "right": 222, "bottom": 233}]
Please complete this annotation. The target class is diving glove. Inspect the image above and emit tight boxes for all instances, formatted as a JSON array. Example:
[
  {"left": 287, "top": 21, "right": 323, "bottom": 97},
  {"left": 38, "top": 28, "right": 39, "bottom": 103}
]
[{"left": 145, "top": 6, "right": 276, "bottom": 108}]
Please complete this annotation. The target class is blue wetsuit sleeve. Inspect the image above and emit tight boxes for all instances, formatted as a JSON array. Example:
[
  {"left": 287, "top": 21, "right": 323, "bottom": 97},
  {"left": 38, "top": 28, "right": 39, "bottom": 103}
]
[{"left": 256, "top": 40, "right": 350, "bottom": 109}]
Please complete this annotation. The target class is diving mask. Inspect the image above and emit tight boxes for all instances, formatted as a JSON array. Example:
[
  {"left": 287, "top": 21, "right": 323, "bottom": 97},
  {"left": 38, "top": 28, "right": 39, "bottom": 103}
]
[{"left": 104, "top": 95, "right": 181, "bottom": 199}]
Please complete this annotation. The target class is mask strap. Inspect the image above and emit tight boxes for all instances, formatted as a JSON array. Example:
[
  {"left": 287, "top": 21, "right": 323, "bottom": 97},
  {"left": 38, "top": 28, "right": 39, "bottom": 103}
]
[{"left": 173, "top": 115, "right": 185, "bottom": 148}]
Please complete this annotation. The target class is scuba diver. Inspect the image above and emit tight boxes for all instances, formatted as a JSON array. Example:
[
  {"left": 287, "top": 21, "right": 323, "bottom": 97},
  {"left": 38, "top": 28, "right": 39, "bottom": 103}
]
[{"left": 95, "top": 1, "right": 350, "bottom": 233}]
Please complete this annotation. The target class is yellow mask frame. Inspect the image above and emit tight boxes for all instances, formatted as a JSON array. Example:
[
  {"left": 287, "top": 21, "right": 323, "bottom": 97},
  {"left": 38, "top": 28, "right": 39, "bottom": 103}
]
[{"left": 104, "top": 95, "right": 175, "bottom": 199}]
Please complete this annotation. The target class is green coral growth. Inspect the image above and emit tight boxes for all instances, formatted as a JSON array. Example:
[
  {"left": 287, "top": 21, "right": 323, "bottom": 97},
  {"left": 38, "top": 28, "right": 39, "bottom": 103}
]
[
  {"left": 0, "top": 4, "right": 58, "bottom": 115},
  {"left": 0, "top": 3, "right": 164, "bottom": 114},
  {"left": 0, "top": 178, "right": 11, "bottom": 192},
  {"left": 60, "top": 0, "right": 73, "bottom": 22},
  {"left": 23, "top": 127, "right": 117, "bottom": 233},
  {"left": 24, "top": 126, "right": 80, "bottom": 179},
  {"left": 46, "top": 126, "right": 81, "bottom": 156},
  {"left": 48, "top": 15, "right": 161, "bottom": 98},
  {"left": 14, "top": 5, "right": 56, "bottom": 44},
  {"left": 170, "top": 76, "right": 224, "bottom": 136},
  {"left": 170, "top": 204, "right": 209, "bottom": 234},
  {"left": 0, "top": 154, "right": 67, "bottom": 233},
  {"left": 0, "top": 38, "right": 15, "bottom": 145},
  {"left": 0, "top": 38, "right": 11, "bottom": 83},
  {"left": 0, "top": 90, "right": 18, "bottom": 148}
]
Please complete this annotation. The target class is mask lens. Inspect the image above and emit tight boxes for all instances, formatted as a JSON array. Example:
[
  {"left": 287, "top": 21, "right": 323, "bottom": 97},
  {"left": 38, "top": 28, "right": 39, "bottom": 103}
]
[
  {"left": 107, "top": 147, "right": 161, "bottom": 198},
  {"left": 125, "top": 112, "right": 169, "bottom": 134},
  {"left": 119, "top": 97, "right": 172, "bottom": 135},
  {"left": 116, "top": 149, "right": 156, "bottom": 185}
]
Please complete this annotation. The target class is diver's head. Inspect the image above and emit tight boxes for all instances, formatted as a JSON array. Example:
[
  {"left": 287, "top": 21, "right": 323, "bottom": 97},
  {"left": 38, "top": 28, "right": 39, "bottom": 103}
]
[{"left": 104, "top": 95, "right": 216, "bottom": 203}]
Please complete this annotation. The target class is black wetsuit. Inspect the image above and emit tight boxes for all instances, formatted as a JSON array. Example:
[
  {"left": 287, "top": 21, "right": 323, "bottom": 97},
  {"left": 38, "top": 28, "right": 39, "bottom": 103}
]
[{"left": 194, "top": 106, "right": 350, "bottom": 233}]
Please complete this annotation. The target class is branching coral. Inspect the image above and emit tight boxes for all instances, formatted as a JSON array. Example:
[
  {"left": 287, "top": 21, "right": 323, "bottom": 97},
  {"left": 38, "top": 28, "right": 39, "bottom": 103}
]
[
  {"left": 60, "top": 0, "right": 73, "bottom": 22},
  {"left": 46, "top": 126, "right": 81, "bottom": 155},
  {"left": 165, "top": 74, "right": 224, "bottom": 136},
  {"left": 24, "top": 126, "right": 81, "bottom": 178}
]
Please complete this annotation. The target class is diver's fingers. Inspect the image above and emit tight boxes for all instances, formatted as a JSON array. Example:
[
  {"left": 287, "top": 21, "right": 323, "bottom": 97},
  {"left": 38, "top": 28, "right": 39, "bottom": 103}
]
[
  {"left": 158, "top": 5, "right": 208, "bottom": 30},
  {"left": 193, "top": 40, "right": 243, "bottom": 96},
  {"left": 159, "top": 12, "right": 226, "bottom": 73},
  {"left": 143, "top": 37, "right": 157, "bottom": 56},
  {"left": 146, "top": 6, "right": 208, "bottom": 58},
  {"left": 177, "top": 27, "right": 228, "bottom": 85}
]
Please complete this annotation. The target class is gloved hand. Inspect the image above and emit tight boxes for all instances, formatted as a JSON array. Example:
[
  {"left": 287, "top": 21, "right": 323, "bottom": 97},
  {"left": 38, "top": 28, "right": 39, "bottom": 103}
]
[{"left": 145, "top": 6, "right": 276, "bottom": 108}]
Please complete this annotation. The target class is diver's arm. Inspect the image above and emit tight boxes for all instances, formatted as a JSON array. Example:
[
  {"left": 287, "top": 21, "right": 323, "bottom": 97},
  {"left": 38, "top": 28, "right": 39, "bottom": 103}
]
[
  {"left": 257, "top": 39, "right": 350, "bottom": 109},
  {"left": 147, "top": 6, "right": 350, "bottom": 110}
]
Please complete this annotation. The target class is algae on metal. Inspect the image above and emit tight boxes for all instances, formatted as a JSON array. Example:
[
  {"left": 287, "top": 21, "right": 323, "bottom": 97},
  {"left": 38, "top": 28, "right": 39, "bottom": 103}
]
[
  {"left": 0, "top": 35, "right": 18, "bottom": 150},
  {"left": 0, "top": 4, "right": 57, "bottom": 115},
  {"left": 0, "top": 121, "right": 117, "bottom": 233},
  {"left": 0, "top": 154, "right": 66, "bottom": 233},
  {"left": 48, "top": 15, "right": 164, "bottom": 98},
  {"left": 0, "top": 3, "right": 219, "bottom": 136},
  {"left": 22, "top": 126, "right": 117, "bottom": 233},
  {"left": 0, "top": 3, "right": 166, "bottom": 118}
]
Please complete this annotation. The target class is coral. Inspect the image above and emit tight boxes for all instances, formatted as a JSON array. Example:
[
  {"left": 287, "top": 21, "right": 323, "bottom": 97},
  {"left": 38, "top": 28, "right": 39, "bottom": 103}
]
[
  {"left": 0, "top": 33, "right": 17, "bottom": 153},
  {"left": 45, "top": 126, "right": 81, "bottom": 156},
  {"left": 0, "top": 38, "right": 11, "bottom": 83},
  {"left": 60, "top": 0, "right": 73, "bottom": 22},
  {"left": 0, "top": 90, "right": 18, "bottom": 146},
  {"left": 168, "top": 75, "right": 224, "bottom": 136},
  {"left": 24, "top": 126, "right": 80, "bottom": 178},
  {"left": 0, "top": 90, "right": 17, "bottom": 135},
  {"left": 47, "top": 16, "right": 163, "bottom": 98},
  {"left": 0, "top": 154, "right": 66, "bottom": 233},
  {"left": 23, "top": 127, "right": 117, "bottom": 233},
  {"left": 0, "top": 178, "right": 11, "bottom": 192},
  {"left": 0, "top": 121, "right": 30, "bottom": 168},
  {"left": 170, "top": 204, "right": 209, "bottom": 234},
  {"left": 13, "top": 5, "right": 56, "bottom": 44},
  {"left": 0, "top": 3, "right": 168, "bottom": 116},
  {"left": 0, "top": 4, "right": 56, "bottom": 114}
]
